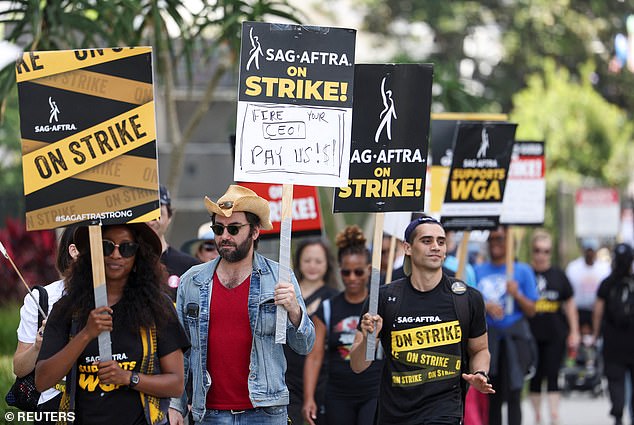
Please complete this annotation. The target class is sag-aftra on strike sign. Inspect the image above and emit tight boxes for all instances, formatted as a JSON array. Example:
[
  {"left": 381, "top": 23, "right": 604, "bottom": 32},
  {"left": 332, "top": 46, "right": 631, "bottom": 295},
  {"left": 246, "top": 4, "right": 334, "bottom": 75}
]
[{"left": 16, "top": 47, "right": 160, "bottom": 231}]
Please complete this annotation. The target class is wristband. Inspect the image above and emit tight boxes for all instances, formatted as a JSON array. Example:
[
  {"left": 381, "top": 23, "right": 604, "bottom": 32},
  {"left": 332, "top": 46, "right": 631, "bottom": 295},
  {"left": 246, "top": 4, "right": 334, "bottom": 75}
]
[{"left": 474, "top": 370, "right": 490, "bottom": 383}]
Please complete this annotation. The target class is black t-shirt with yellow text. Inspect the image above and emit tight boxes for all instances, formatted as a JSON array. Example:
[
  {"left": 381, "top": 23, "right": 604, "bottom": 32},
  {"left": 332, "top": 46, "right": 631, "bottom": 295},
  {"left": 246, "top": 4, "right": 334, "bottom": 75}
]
[
  {"left": 39, "top": 299, "right": 190, "bottom": 425},
  {"left": 360, "top": 275, "right": 487, "bottom": 425}
]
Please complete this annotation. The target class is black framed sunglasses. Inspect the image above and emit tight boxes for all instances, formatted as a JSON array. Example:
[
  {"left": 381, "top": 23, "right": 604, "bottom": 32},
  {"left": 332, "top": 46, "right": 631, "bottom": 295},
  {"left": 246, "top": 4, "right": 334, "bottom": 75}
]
[
  {"left": 102, "top": 240, "right": 139, "bottom": 258},
  {"left": 210, "top": 223, "right": 249, "bottom": 236},
  {"left": 340, "top": 268, "right": 366, "bottom": 277}
]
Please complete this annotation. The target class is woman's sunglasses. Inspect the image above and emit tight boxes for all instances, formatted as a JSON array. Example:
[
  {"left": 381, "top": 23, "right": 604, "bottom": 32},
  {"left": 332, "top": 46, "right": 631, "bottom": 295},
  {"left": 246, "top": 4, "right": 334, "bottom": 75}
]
[
  {"left": 102, "top": 240, "right": 139, "bottom": 258},
  {"left": 340, "top": 268, "right": 366, "bottom": 277},
  {"left": 210, "top": 223, "right": 249, "bottom": 236}
]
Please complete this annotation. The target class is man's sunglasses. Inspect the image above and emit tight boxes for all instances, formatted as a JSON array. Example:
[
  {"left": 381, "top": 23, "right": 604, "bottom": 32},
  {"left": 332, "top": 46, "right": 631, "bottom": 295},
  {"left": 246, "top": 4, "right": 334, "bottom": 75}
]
[
  {"left": 210, "top": 223, "right": 249, "bottom": 236},
  {"left": 340, "top": 268, "right": 366, "bottom": 277},
  {"left": 102, "top": 240, "right": 139, "bottom": 258}
]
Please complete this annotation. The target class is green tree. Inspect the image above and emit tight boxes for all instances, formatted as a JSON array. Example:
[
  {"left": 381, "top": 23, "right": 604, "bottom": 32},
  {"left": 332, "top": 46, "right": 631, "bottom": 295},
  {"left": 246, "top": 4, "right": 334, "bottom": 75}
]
[
  {"left": 510, "top": 59, "right": 634, "bottom": 263},
  {"left": 353, "top": 0, "right": 634, "bottom": 113},
  {"left": 0, "top": 0, "right": 302, "bottom": 200}
]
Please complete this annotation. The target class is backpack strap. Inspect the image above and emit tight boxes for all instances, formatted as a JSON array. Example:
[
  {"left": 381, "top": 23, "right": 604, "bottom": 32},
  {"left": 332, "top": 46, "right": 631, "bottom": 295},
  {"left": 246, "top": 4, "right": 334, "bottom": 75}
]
[
  {"left": 445, "top": 276, "right": 471, "bottom": 412},
  {"left": 32, "top": 286, "right": 49, "bottom": 329}
]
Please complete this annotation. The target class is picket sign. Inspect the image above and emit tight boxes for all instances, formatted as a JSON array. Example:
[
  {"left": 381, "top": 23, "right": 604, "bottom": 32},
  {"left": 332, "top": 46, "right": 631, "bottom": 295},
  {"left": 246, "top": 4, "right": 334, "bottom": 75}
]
[{"left": 89, "top": 225, "right": 112, "bottom": 361}]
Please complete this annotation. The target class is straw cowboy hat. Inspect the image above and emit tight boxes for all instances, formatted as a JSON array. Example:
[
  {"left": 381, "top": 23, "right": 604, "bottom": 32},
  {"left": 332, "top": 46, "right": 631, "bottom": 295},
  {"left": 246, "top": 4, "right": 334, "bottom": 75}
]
[{"left": 204, "top": 185, "right": 273, "bottom": 230}]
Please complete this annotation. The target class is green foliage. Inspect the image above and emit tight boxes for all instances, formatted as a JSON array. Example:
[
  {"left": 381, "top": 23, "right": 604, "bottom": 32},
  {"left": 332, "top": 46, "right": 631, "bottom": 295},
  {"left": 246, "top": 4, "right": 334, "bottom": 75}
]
[
  {"left": 511, "top": 59, "right": 633, "bottom": 188},
  {"left": 0, "top": 305, "right": 20, "bottom": 355},
  {"left": 0, "top": 355, "right": 23, "bottom": 425}
]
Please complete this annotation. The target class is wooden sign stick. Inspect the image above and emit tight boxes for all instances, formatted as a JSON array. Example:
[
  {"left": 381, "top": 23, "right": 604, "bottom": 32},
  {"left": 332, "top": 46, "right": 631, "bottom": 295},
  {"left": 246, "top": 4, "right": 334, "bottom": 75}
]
[
  {"left": 366, "top": 212, "right": 384, "bottom": 361},
  {"left": 456, "top": 231, "right": 470, "bottom": 281},
  {"left": 385, "top": 235, "right": 397, "bottom": 284},
  {"left": 88, "top": 225, "right": 112, "bottom": 361},
  {"left": 505, "top": 227, "right": 515, "bottom": 315},
  {"left": 276, "top": 184, "right": 294, "bottom": 344}
]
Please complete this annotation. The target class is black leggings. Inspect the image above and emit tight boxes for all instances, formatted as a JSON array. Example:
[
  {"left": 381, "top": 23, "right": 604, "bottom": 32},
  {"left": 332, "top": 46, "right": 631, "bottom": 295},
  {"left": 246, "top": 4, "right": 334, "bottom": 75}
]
[
  {"left": 325, "top": 396, "right": 377, "bottom": 425},
  {"left": 529, "top": 338, "right": 566, "bottom": 393},
  {"left": 604, "top": 361, "right": 634, "bottom": 422},
  {"left": 489, "top": 341, "right": 522, "bottom": 425}
]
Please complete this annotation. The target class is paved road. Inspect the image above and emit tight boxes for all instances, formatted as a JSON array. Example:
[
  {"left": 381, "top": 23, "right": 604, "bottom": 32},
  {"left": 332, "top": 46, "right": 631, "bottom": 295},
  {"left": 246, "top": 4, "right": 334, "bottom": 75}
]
[{"left": 512, "top": 388, "right": 632, "bottom": 425}]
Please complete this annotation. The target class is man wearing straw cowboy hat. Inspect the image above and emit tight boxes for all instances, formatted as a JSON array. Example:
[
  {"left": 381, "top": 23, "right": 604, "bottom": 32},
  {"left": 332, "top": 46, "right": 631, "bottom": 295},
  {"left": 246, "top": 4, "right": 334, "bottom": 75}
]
[{"left": 169, "top": 185, "right": 315, "bottom": 425}]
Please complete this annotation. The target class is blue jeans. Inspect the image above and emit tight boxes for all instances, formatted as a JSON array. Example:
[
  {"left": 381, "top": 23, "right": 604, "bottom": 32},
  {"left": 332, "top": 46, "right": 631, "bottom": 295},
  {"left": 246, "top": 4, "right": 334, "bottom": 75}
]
[{"left": 198, "top": 406, "right": 288, "bottom": 425}]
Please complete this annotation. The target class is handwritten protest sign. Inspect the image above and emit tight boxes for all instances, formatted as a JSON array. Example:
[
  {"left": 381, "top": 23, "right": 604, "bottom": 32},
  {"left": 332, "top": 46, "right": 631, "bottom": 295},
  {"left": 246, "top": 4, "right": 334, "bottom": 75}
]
[
  {"left": 16, "top": 47, "right": 160, "bottom": 231},
  {"left": 234, "top": 22, "right": 356, "bottom": 187}
]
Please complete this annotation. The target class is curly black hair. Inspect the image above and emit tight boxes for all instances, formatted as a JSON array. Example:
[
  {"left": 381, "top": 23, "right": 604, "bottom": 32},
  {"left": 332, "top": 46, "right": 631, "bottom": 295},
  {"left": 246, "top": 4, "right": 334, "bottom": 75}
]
[
  {"left": 59, "top": 226, "right": 171, "bottom": 331},
  {"left": 335, "top": 225, "right": 371, "bottom": 264}
]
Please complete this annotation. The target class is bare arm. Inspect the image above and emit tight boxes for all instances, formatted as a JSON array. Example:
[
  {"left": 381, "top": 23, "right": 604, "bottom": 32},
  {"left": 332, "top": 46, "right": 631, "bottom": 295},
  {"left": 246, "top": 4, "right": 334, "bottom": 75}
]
[
  {"left": 462, "top": 333, "right": 495, "bottom": 394},
  {"left": 349, "top": 313, "right": 383, "bottom": 374},
  {"left": 35, "top": 306, "right": 112, "bottom": 392},
  {"left": 302, "top": 317, "right": 326, "bottom": 425},
  {"left": 592, "top": 298, "right": 605, "bottom": 342},
  {"left": 13, "top": 339, "right": 41, "bottom": 378},
  {"left": 507, "top": 280, "right": 536, "bottom": 317},
  {"left": 563, "top": 298, "right": 580, "bottom": 349},
  {"left": 97, "top": 349, "right": 184, "bottom": 398}
]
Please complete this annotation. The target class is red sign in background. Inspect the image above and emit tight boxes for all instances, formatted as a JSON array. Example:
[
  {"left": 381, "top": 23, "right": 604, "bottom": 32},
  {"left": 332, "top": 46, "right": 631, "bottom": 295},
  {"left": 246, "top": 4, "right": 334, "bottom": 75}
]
[{"left": 239, "top": 182, "right": 322, "bottom": 236}]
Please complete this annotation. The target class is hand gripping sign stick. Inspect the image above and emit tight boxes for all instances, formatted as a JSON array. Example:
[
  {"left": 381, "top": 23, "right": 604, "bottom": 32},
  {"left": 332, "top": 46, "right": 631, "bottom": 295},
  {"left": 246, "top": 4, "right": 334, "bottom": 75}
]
[
  {"left": 276, "top": 184, "right": 294, "bottom": 344},
  {"left": 88, "top": 225, "right": 113, "bottom": 361},
  {"left": 0, "top": 241, "right": 48, "bottom": 320},
  {"left": 366, "top": 212, "right": 384, "bottom": 360}
]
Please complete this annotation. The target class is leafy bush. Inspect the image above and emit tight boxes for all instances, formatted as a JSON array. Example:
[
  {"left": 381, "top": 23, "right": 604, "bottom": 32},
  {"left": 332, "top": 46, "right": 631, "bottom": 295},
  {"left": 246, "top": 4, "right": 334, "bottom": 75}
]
[
  {"left": 0, "top": 355, "right": 23, "bottom": 425},
  {"left": 0, "top": 218, "right": 58, "bottom": 305},
  {"left": 0, "top": 304, "right": 20, "bottom": 356}
]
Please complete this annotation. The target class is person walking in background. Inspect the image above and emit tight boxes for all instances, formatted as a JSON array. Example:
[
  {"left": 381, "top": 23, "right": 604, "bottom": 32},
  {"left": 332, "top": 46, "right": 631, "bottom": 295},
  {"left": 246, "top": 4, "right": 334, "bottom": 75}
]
[
  {"left": 180, "top": 221, "right": 218, "bottom": 263},
  {"left": 286, "top": 238, "right": 339, "bottom": 425},
  {"left": 303, "top": 225, "right": 382, "bottom": 425},
  {"left": 147, "top": 184, "right": 200, "bottom": 301},
  {"left": 566, "top": 237, "right": 611, "bottom": 335},
  {"left": 351, "top": 215, "right": 494, "bottom": 425},
  {"left": 380, "top": 232, "right": 406, "bottom": 284},
  {"left": 476, "top": 226, "right": 538, "bottom": 425},
  {"left": 593, "top": 243, "right": 634, "bottom": 425},
  {"left": 528, "top": 230, "right": 579, "bottom": 425},
  {"left": 36, "top": 223, "right": 190, "bottom": 425},
  {"left": 13, "top": 226, "right": 78, "bottom": 422},
  {"left": 169, "top": 185, "right": 315, "bottom": 425}
]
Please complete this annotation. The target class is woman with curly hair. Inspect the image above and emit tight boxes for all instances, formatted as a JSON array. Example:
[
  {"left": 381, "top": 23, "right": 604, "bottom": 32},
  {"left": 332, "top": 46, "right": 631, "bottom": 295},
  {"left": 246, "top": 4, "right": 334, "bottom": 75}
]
[
  {"left": 35, "top": 223, "right": 190, "bottom": 425},
  {"left": 303, "top": 226, "right": 382, "bottom": 425}
]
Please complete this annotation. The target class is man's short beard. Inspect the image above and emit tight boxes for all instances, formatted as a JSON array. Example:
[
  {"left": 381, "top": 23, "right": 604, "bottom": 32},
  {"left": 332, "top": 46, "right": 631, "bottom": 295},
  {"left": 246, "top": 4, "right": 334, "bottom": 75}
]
[{"left": 218, "top": 235, "right": 253, "bottom": 263}]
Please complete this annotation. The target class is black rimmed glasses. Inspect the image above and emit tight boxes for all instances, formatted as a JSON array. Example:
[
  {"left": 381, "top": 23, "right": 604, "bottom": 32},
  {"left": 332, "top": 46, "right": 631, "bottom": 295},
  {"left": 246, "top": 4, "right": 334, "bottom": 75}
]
[
  {"left": 211, "top": 223, "right": 249, "bottom": 236},
  {"left": 102, "top": 240, "right": 139, "bottom": 258}
]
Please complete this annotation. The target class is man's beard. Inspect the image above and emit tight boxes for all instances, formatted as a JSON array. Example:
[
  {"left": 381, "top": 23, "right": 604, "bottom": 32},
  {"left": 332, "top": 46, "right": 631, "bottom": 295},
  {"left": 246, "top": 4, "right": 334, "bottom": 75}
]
[{"left": 218, "top": 235, "right": 253, "bottom": 263}]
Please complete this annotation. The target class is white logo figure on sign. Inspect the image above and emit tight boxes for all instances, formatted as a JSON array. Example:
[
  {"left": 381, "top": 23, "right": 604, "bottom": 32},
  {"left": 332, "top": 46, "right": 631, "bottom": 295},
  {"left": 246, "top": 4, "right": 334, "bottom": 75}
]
[
  {"left": 476, "top": 127, "right": 489, "bottom": 158},
  {"left": 48, "top": 97, "right": 60, "bottom": 123},
  {"left": 246, "top": 27, "right": 263, "bottom": 71},
  {"left": 374, "top": 76, "right": 397, "bottom": 143}
]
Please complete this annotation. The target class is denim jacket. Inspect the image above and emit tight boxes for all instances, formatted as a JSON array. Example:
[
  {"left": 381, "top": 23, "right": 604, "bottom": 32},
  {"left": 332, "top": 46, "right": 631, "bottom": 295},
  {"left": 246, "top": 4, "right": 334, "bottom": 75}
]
[{"left": 169, "top": 252, "right": 315, "bottom": 422}]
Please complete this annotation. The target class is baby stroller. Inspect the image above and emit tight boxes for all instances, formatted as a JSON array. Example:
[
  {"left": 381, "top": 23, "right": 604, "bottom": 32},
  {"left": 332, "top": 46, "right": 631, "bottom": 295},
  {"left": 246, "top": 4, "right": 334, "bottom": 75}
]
[{"left": 560, "top": 335, "right": 604, "bottom": 397}]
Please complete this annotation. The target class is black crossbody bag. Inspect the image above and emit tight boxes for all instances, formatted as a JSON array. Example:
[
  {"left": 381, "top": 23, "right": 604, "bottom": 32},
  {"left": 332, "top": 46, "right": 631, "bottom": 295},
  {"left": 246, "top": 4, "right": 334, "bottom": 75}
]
[{"left": 5, "top": 286, "right": 48, "bottom": 411}]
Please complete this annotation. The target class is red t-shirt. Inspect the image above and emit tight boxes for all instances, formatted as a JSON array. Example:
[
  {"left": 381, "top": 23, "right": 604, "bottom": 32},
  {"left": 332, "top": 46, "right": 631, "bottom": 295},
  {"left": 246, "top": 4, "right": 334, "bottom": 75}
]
[{"left": 206, "top": 273, "right": 253, "bottom": 409}]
